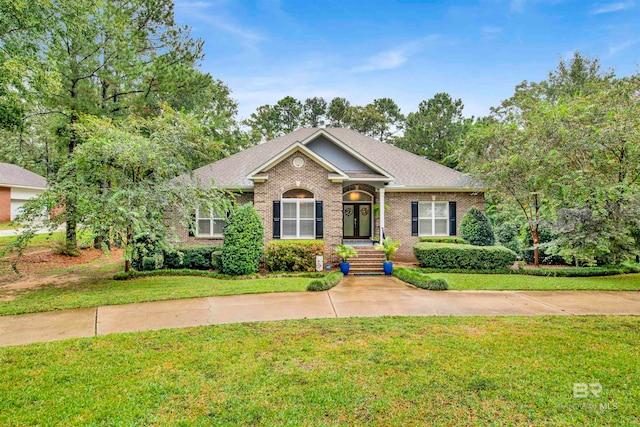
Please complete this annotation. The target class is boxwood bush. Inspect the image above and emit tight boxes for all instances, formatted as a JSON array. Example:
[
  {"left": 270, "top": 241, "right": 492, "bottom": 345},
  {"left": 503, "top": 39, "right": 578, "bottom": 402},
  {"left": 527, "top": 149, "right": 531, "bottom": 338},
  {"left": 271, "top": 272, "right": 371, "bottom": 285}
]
[
  {"left": 265, "top": 240, "right": 326, "bottom": 272},
  {"left": 393, "top": 267, "right": 448, "bottom": 290},
  {"left": 221, "top": 203, "right": 264, "bottom": 276},
  {"left": 163, "top": 246, "right": 219, "bottom": 270},
  {"left": 413, "top": 242, "right": 517, "bottom": 270},
  {"left": 307, "top": 271, "right": 343, "bottom": 291},
  {"left": 460, "top": 207, "right": 495, "bottom": 246}
]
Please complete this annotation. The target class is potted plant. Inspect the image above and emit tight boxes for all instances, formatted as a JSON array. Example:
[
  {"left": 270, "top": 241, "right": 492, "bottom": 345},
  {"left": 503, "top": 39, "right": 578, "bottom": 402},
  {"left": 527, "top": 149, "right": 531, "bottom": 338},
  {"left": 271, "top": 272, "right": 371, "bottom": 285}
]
[
  {"left": 374, "top": 237, "right": 401, "bottom": 275},
  {"left": 333, "top": 244, "right": 358, "bottom": 275}
]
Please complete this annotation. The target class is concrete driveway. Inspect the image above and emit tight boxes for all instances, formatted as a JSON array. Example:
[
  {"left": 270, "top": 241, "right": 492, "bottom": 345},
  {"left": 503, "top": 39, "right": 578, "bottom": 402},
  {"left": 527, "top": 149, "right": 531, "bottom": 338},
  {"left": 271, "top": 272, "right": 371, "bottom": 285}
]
[{"left": 2, "top": 275, "right": 640, "bottom": 347}]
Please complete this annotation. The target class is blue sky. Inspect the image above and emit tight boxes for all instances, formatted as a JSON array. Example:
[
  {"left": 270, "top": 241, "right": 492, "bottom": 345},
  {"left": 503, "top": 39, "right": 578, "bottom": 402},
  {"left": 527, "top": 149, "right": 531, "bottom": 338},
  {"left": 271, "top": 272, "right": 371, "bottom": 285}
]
[{"left": 174, "top": 0, "right": 639, "bottom": 120}]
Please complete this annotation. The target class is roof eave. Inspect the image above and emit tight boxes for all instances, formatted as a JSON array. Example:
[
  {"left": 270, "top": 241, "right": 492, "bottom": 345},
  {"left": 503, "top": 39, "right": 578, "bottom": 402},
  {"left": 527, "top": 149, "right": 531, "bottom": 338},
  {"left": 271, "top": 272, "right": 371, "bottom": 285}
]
[{"left": 384, "top": 185, "right": 487, "bottom": 193}]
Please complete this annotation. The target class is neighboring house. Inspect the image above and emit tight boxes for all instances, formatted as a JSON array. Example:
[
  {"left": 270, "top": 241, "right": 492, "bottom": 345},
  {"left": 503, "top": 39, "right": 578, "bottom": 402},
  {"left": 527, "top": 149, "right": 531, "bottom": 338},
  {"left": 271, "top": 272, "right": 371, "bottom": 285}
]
[
  {"left": 177, "top": 128, "right": 485, "bottom": 260},
  {"left": 0, "top": 163, "right": 47, "bottom": 222}
]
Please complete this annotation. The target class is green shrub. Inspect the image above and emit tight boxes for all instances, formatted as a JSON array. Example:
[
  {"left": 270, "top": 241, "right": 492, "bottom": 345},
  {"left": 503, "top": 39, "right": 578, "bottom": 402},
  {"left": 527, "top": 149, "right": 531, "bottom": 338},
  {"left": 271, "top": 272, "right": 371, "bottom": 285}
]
[
  {"left": 495, "top": 222, "right": 522, "bottom": 254},
  {"left": 413, "top": 242, "right": 517, "bottom": 270},
  {"left": 307, "top": 271, "right": 343, "bottom": 291},
  {"left": 265, "top": 240, "right": 326, "bottom": 272},
  {"left": 113, "top": 269, "right": 256, "bottom": 281},
  {"left": 221, "top": 203, "right": 264, "bottom": 276},
  {"left": 163, "top": 246, "right": 218, "bottom": 270},
  {"left": 393, "top": 267, "right": 448, "bottom": 290},
  {"left": 142, "top": 254, "right": 163, "bottom": 271},
  {"left": 460, "top": 207, "right": 495, "bottom": 246},
  {"left": 211, "top": 248, "right": 222, "bottom": 271},
  {"left": 419, "top": 237, "right": 468, "bottom": 244}
]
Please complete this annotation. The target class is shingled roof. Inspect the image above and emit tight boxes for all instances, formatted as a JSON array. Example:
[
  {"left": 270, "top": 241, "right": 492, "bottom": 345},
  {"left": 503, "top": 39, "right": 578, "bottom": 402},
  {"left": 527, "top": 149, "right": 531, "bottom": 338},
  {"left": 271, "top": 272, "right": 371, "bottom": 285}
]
[
  {"left": 184, "top": 128, "right": 481, "bottom": 190},
  {"left": 0, "top": 163, "right": 46, "bottom": 189}
]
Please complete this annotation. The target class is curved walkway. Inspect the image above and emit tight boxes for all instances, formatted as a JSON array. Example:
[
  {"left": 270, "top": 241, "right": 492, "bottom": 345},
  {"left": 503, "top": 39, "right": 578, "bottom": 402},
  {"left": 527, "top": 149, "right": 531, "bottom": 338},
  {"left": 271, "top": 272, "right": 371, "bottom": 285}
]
[{"left": 2, "top": 276, "right": 640, "bottom": 347}]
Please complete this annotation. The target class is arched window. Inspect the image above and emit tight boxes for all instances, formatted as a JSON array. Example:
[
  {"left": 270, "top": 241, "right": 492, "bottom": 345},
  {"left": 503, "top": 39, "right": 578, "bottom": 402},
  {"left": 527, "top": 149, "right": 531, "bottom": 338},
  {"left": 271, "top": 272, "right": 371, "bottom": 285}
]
[
  {"left": 282, "top": 189, "right": 315, "bottom": 238},
  {"left": 283, "top": 188, "right": 314, "bottom": 199},
  {"left": 343, "top": 191, "right": 373, "bottom": 202}
]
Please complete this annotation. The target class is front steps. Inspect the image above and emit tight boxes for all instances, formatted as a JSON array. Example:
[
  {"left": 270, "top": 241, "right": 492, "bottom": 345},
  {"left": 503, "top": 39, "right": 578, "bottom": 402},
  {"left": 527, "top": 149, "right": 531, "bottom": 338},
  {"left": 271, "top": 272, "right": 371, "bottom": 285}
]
[{"left": 348, "top": 246, "right": 385, "bottom": 275}]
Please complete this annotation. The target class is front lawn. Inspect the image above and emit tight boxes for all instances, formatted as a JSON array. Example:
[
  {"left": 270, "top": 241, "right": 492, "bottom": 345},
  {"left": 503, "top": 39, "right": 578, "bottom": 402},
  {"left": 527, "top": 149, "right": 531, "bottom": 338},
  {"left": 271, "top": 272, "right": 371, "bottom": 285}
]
[
  {"left": 0, "top": 276, "right": 313, "bottom": 316},
  {"left": 439, "top": 272, "right": 640, "bottom": 290},
  {"left": 1, "top": 316, "right": 638, "bottom": 425}
]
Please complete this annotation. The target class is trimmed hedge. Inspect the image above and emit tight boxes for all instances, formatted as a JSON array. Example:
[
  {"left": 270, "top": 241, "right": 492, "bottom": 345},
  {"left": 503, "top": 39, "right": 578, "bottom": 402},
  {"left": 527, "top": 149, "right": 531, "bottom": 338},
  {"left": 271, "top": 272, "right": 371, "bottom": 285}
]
[
  {"left": 163, "top": 246, "right": 219, "bottom": 270},
  {"left": 307, "top": 271, "right": 344, "bottom": 291},
  {"left": 265, "top": 240, "right": 326, "bottom": 272},
  {"left": 419, "top": 237, "right": 468, "bottom": 244},
  {"left": 413, "top": 242, "right": 517, "bottom": 270},
  {"left": 393, "top": 267, "right": 448, "bottom": 290}
]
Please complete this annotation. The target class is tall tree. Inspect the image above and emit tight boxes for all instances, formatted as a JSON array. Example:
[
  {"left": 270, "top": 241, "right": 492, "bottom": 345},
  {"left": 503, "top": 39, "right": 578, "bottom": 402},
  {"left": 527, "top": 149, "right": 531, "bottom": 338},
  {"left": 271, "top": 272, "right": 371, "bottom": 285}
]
[
  {"left": 458, "top": 52, "right": 630, "bottom": 266},
  {"left": 397, "top": 93, "right": 469, "bottom": 168},
  {"left": 14, "top": 0, "right": 208, "bottom": 253},
  {"left": 327, "top": 97, "right": 352, "bottom": 127},
  {"left": 348, "top": 104, "right": 388, "bottom": 138},
  {"left": 303, "top": 97, "right": 327, "bottom": 127},
  {"left": 372, "top": 98, "right": 404, "bottom": 141},
  {"left": 14, "top": 108, "right": 229, "bottom": 271},
  {"left": 274, "top": 96, "right": 303, "bottom": 134}
]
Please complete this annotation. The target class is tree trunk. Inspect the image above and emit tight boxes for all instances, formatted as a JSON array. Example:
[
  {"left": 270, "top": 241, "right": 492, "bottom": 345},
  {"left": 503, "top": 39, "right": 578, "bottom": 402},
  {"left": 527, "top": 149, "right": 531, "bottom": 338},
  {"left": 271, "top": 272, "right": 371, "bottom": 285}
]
[
  {"left": 532, "top": 227, "right": 540, "bottom": 268},
  {"left": 124, "top": 259, "right": 131, "bottom": 273}
]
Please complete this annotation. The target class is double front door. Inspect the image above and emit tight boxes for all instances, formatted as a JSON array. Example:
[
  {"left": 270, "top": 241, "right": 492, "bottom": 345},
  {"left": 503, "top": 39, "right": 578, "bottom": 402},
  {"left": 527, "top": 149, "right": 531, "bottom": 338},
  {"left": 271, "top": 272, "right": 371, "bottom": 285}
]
[{"left": 343, "top": 203, "right": 372, "bottom": 239}]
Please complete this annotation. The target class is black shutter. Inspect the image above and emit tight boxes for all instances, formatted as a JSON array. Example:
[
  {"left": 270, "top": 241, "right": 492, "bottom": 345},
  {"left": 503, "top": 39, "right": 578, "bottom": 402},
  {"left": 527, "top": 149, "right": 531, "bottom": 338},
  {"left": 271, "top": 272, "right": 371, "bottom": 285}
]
[
  {"left": 273, "top": 201, "right": 281, "bottom": 239},
  {"left": 449, "top": 201, "right": 457, "bottom": 236},
  {"left": 188, "top": 212, "right": 196, "bottom": 237},
  {"left": 411, "top": 201, "right": 419, "bottom": 236},
  {"left": 315, "top": 201, "right": 323, "bottom": 239}
]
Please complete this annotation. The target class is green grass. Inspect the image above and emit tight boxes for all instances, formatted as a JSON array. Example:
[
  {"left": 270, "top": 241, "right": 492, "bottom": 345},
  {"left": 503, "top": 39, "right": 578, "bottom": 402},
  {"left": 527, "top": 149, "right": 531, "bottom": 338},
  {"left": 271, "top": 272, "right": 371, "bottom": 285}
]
[
  {"left": 439, "top": 272, "right": 640, "bottom": 290},
  {"left": 0, "top": 276, "right": 313, "bottom": 316},
  {"left": 0, "top": 231, "right": 65, "bottom": 247},
  {"left": 1, "top": 316, "right": 638, "bottom": 425},
  {"left": 0, "top": 222, "right": 18, "bottom": 231}
]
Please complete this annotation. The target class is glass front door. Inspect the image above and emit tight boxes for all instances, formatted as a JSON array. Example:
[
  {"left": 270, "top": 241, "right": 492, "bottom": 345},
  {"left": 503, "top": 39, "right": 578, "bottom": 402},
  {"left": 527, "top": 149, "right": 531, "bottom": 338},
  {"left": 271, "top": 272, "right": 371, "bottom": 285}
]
[{"left": 343, "top": 203, "right": 372, "bottom": 239}]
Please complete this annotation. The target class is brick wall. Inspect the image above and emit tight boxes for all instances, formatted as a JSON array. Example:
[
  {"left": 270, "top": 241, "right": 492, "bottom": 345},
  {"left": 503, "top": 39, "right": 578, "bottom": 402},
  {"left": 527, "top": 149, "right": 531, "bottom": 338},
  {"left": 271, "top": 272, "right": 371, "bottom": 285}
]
[
  {"left": 254, "top": 151, "right": 343, "bottom": 254},
  {"left": 0, "top": 187, "right": 10, "bottom": 222},
  {"left": 174, "top": 192, "right": 254, "bottom": 246},
  {"left": 383, "top": 191, "right": 485, "bottom": 261}
]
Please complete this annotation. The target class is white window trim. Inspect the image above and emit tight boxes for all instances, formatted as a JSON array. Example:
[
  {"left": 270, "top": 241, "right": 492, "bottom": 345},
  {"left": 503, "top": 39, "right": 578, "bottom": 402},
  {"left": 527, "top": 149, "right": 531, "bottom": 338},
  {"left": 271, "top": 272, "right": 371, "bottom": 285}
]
[
  {"left": 195, "top": 207, "right": 225, "bottom": 238},
  {"left": 281, "top": 198, "right": 315, "bottom": 239},
  {"left": 418, "top": 201, "right": 449, "bottom": 236}
]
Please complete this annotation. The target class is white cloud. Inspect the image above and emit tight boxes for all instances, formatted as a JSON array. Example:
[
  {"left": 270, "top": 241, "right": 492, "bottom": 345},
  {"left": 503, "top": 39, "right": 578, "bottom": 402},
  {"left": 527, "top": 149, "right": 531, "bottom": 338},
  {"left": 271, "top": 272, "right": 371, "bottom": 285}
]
[
  {"left": 591, "top": 1, "right": 636, "bottom": 14},
  {"left": 174, "top": 0, "right": 264, "bottom": 45},
  {"left": 351, "top": 49, "right": 408, "bottom": 73},
  {"left": 481, "top": 26, "right": 504, "bottom": 40},
  {"left": 350, "top": 36, "right": 439, "bottom": 73},
  {"left": 510, "top": 0, "right": 526, "bottom": 13},
  {"left": 609, "top": 38, "right": 639, "bottom": 55}
]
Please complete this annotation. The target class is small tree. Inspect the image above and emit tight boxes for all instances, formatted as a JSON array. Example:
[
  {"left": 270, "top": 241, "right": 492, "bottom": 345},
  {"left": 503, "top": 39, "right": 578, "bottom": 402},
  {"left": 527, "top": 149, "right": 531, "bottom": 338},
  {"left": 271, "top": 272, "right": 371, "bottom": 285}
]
[
  {"left": 221, "top": 203, "right": 264, "bottom": 275},
  {"left": 461, "top": 208, "right": 495, "bottom": 246}
]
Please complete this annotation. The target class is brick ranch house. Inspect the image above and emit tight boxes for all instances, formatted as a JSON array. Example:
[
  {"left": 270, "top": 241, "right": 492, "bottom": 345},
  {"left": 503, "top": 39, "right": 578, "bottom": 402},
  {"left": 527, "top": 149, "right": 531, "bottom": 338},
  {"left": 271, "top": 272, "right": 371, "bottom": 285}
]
[
  {"left": 176, "top": 128, "right": 485, "bottom": 261},
  {"left": 0, "top": 163, "right": 47, "bottom": 223}
]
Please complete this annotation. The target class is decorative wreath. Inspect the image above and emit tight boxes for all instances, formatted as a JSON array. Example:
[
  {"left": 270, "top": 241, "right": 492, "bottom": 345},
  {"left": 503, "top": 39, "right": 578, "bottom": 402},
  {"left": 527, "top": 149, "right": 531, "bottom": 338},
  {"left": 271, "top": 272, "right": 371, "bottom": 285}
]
[{"left": 345, "top": 208, "right": 353, "bottom": 217}]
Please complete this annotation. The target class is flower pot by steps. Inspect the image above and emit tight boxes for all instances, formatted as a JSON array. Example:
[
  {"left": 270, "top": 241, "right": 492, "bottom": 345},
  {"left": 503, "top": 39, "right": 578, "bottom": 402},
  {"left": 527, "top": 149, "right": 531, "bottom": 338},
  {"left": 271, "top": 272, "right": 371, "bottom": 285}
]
[
  {"left": 383, "top": 261, "right": 393, "bottom": 275},
  {"left": 339, "top": 262, "right": 350, "bottom": 275}
]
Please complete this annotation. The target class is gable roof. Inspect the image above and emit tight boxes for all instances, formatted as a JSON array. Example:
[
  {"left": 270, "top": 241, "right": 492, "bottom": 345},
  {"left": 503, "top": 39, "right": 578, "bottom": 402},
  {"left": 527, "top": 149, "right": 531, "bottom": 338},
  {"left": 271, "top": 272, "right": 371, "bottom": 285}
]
[
  {"left": 0, "top": 163, "right": 47, "bottom": 189},
  {"left": 247, "top": 141, "right": 349, "bottom": 182},
  {"left": 183, "top": 128, "right": 482, "bottom": 191}
]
